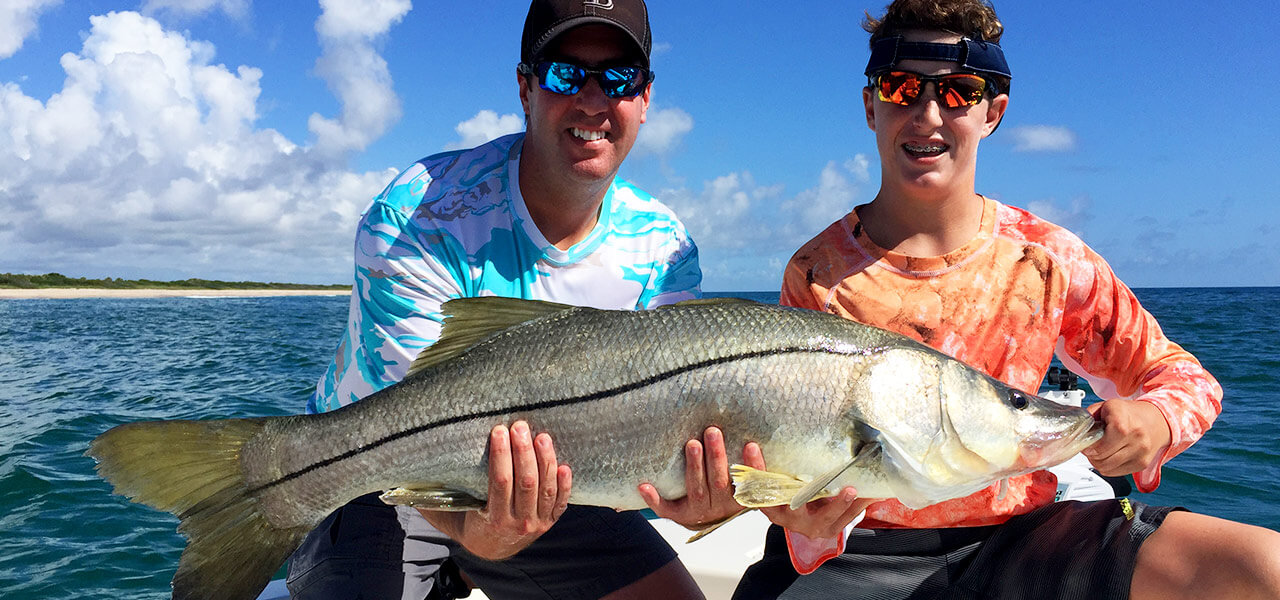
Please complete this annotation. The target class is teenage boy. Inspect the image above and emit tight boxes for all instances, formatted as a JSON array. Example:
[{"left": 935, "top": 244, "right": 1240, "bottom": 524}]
[
  {"left": 287, "top": 1, "right": 709, "bottom": 599},
  {"left": 733, "top": 1, "right": 1280, "bottom": 598}
]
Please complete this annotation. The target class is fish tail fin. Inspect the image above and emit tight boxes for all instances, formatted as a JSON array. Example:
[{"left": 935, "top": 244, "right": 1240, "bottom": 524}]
[{"left": 88, "top": 418, "right": 310, "bottom": 600}]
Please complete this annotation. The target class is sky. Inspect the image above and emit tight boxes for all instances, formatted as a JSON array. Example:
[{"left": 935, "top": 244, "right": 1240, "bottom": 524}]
[{"left": 1, "top": 1, "right": 1277, "bottom": 291}]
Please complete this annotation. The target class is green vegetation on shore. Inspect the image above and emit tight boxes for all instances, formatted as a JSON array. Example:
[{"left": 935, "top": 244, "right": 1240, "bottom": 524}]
[{"left": 0, "top": 272, "right": 349, "bottom": 291}]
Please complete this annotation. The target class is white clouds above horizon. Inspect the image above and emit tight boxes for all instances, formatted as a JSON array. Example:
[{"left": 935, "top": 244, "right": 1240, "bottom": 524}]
[
  {"left": 1008, "top": 125, "right": 1077, "bottom": 153},
  {"left": 0, "top": 10, "right": 401, "bottom": 284},
  {"left": 0, "top": 2, "right": 749, "bottom": 287},
  {"left": 0, "top": 0, "right": 61, "bottom": 60},
  {"left": 660, "top": 156, "right": 870, "bottom": 290},
  {"left": 0, "top": 4, "right": 932, "bottom": 292}
]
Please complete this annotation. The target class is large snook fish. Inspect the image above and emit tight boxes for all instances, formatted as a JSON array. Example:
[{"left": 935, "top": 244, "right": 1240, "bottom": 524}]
[{"left": 88, "top": 298, "right": 1101, "bottom": 600}]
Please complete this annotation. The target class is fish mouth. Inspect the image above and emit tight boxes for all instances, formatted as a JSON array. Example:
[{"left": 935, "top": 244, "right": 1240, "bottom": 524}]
[{"left": 1019, "top": 416, "right": 1104, "bottom": 468}]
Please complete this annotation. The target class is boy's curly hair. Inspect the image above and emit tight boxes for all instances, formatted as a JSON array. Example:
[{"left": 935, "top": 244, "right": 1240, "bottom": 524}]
[{"left": 863, "top": 0, "right": 1004, "bottom": 45}]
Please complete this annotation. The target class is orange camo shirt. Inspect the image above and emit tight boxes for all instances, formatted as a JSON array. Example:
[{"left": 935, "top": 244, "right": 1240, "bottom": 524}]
[{"left": 781, "top": 197, "right": 1222, "bottom": 529}]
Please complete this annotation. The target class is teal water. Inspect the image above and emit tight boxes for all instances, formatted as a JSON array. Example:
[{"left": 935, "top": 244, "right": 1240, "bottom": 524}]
[{"left": 1, "top": 289, "right": 1276, "bottom": 598}]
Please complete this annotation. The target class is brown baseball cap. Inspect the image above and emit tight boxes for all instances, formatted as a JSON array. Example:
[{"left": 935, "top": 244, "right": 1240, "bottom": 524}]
[{"left": 521, "top": 0, "right": 652, "bottom": 68}]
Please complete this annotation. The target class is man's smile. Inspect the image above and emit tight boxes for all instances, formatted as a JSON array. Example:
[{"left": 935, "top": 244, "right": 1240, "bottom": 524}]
[{"left": 570, "top": 127, "right": 608, "bottom": 142}]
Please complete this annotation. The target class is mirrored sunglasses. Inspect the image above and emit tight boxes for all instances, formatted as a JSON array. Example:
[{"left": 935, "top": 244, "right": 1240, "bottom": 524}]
[
  {"left": 519, "top": 61, "right": 653, "bottom": 99},
  {"left": 873, "top": 70, "right": 993, "bottom": 109}
]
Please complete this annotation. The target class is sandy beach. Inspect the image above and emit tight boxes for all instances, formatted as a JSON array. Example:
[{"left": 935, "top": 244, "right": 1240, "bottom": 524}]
[{"left": 0, "top": 288, "right": 351, "bottom": 299}]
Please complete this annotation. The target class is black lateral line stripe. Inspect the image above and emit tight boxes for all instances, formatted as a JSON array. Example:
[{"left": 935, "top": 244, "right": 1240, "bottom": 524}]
[{"left": 250, "top": 345, "right": 850, "bottom": 494}]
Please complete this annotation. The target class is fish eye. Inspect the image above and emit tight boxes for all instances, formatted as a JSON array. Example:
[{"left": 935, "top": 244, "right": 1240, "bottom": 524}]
[{"left": 1008, "top": 391, "right": 1029, "bottom": 410}]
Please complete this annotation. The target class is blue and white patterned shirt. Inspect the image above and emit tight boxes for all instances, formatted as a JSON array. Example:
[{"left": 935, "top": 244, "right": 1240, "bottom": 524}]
[{"left": 309, "top": 133, "right": 701, "bottom": 413}]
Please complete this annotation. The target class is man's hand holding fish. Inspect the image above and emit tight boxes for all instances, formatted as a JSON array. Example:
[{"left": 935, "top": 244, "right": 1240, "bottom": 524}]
[{"left": 420, "top": 421, "right": 572, "bottom": 560}]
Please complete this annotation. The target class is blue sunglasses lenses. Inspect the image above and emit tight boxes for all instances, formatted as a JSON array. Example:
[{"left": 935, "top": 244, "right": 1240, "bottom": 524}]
[{"left": 534, "top": 62, "right": 649, "bottom": 98}]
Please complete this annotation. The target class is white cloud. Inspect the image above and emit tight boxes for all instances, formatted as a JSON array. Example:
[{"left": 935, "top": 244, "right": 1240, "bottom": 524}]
[
  {"left": 659, "top": 156, "right": 870, "bottom": 291},
  {"left": 308, "top": 0, "right": 411, "bottom": 156},
  {"left": 315, "top": 0, "right": 411, "bottom": 40},
  {"left": 780, "top": 157, "right": 869, "bottom": 236},
  {"left": 1008, "top": 125, "right": 1077, "bottom": 153},
  {"left": 444, "top": 110, "right": 523, "bottom": 151},
  {"left": 0, "top": 11, "right": 402, "bottom": 284},
  {"left": 660, "top": 172, "right": 781, "bottom": 252},
  {"left": 140, "top": 0, "right": 249, "bottom": 19},
  {"left": 635, "top": 105, "right": 693, "bottom": 156},
  {"left": 0, "top": 0, "right": 61, "bottom": 60},
  {"left": 1026, "top": 196, "right": 1091, "bottom": 235},
  {"left": 658, "top": 173, "right": 785, "bottom": 290}
]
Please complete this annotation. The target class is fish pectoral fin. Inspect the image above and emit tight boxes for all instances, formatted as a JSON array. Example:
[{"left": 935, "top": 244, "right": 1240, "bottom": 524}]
[
  {"left": 784, "top": 442, "right": 881, "bottom": 510},
  {"left": 729, "top": 464, "right": 831, "bottom": 508},
  {"left": 408, "top": 297, "right": 578, "bottom": 377},
  {"left": 379, "top": 486, "right": 486, "bottom": 511},
  {"left": 685, "top": 508, "right": 752, "bottom": 543},
  {"left": 783, "top": 447, "right": 875, "bottom": 506}
]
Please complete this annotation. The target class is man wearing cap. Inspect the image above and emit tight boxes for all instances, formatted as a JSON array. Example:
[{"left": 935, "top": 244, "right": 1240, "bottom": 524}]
[
  {"left": 286, "top": 1, "right": 712, "bottom": 598},
  {"left": 730, "top": 0, "right": 1280, "bottom": 599}
]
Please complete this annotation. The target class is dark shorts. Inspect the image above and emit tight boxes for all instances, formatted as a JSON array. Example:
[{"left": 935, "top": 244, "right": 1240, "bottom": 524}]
[
  {"left": 447, "top": 505, "right": 678, "bottom": 600},
  {"left": 287, "top": 494, "right": 678, "bottom": 600},
  {"left": 733, "top": 499, "right": 1181, "bottom": 600}
]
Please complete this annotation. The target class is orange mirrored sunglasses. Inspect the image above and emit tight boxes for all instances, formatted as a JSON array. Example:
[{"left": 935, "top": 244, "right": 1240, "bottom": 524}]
[{"left": 873, "top": 70, "right": 993, "bottom": 109}]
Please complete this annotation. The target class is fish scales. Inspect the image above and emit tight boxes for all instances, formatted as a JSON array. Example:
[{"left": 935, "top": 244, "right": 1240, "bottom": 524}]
[{"left": 245, "top": 302, "right": 891, "bottom": 527}]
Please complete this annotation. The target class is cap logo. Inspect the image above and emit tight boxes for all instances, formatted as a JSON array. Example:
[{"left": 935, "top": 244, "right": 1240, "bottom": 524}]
[{"left": 583, "top": 0, "right": 614, "bottom": 8}]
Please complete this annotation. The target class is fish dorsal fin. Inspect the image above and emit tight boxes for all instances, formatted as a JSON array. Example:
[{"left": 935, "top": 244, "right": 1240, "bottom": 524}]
[
  {"left": 788, "top": 442, "right": 881, "bottom": 510},
  {"left": 406, "top": 297, "right": 576, "bottom": 377},
  {"left": 659, "top": 297, "right": 759, "bottom": 309}
]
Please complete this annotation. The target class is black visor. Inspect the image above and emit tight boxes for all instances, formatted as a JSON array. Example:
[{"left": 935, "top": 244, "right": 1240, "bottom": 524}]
[{"left": 864, "top": 36, "right": 1011, "bottom": 82}]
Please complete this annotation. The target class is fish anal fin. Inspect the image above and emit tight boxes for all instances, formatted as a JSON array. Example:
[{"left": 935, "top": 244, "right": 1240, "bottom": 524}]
[
  {"left": 407, "top": 298, "right": 578, "bottom": 377},
  {"left": 685, "top": 508, "right": 751, "bottom": 543},
  {"left": 379, "top": 486, "right": 486, "bottom": 510},
  {"left": 729, "top": 465, "right": 832, "bottom": 508}
]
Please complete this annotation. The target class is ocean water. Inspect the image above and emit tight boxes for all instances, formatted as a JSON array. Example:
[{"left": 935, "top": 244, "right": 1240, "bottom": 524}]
[{"left": 1, "top": 288, "right": 1276, "bottom": 598}]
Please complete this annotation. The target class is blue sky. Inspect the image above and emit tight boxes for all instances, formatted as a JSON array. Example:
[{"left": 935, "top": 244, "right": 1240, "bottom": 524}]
[{"left": 1, "top": 1, "right": 1276, "bottom": 291}]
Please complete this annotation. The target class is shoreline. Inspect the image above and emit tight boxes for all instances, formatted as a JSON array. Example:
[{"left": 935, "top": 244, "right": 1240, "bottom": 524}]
[{"left": 0, "top": 288, "right": 351, "bottom": 300}]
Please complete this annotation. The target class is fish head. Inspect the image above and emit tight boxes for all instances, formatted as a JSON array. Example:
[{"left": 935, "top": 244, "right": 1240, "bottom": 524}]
[
  {"left": 939, "top": 361, "right": 1103, "bottom": 475},
  {"left": 841, "top": 344, "right": 1102, "bottom": 507}
]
